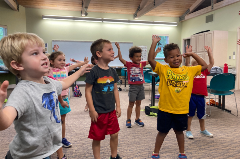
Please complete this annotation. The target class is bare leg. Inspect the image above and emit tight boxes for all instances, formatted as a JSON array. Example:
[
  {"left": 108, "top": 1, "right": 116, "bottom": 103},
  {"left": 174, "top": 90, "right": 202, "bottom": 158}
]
[
  {"left": 110, "top": 132, "right": 119, "bottom": 158},
  {"left": 127, "top": 101, "right": 135, "bottom": 120},
  {"left": 92, "top": 140, "right": 101, "bottom": 159},
  {"left": 135, "top": 100, "right": 141, "bottom": 120},
  {"left": 187, "top": 116, "right": 193, "bottom": 131},
  {"left": 57, "top": 147, "right": 64, "bottom": 158},
  {"left": 61, "top": 114, "right": 66, "bottom": 138},
  {"left": 174, "top": 130, "right": 185, "bottom": 153},
  {"left": 199, "top": 119, "right": 205, "bottom": 131},
  {"left": 153, "top": 132, "right": 168, "bottom": 154}
]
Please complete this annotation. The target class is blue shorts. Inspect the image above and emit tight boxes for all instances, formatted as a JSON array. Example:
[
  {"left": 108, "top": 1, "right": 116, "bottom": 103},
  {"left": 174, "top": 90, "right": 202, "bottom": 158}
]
[
  {"left": 157, "top": 110, "right": 188, "bottom": 133},
  {"left": 59, "top": 97, "right": 71, "bottom": 115},
  {"left": 188, "top": 94, "right": 206, "bottom": 119}
]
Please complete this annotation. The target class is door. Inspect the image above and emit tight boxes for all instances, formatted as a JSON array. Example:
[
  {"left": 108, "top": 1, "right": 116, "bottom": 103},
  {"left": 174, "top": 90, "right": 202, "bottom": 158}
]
[
  {"left": 191, "top": 35, "right": 197, "bottom": 53},
  {"left": 205, "top": 31, "right": 213, "bottom": 49}
]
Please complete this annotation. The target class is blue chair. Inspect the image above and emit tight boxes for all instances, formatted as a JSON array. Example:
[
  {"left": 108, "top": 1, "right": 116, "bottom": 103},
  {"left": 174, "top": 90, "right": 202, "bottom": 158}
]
[{"left": 208, "top": 73, "right": 238, "bottom": 116}]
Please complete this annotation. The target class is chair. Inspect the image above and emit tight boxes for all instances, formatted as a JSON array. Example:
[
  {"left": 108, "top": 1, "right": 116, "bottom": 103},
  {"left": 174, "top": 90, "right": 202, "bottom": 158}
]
[{"left": 208, "top": 73, "right": 238, "bottom": 116}]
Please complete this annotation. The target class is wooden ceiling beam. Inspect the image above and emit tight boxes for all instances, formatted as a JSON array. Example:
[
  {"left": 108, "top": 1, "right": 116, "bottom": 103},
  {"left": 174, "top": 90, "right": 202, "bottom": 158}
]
[
  {"left": 4, "top": 0, "right": 18, "bottom": 11},
  {"left": 188, "top": 0, "right": 205, "bottom": 14},
  {"left": 133, "top": 0, "right": 148, "bottom": 19},
  {"left": 134, "top": 0, "right": 168, "bottom": 19},
  {"left": 81, "top": 0, "right": 91, "bottom": 16}
]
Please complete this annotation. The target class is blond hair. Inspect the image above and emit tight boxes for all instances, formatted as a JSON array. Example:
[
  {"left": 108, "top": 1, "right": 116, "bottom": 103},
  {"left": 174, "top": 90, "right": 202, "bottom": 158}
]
[{"left": 0, "top": 33, "right": 44, "bottom": 77}]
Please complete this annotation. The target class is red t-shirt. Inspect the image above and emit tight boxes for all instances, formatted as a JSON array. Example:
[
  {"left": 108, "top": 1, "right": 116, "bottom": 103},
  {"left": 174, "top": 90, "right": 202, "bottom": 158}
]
[
  {"left": 125, "top": 61, "right": 147, "bottom": 84},
  {"left": 192, "top": 69, "right": 210, "bottom": 96}
]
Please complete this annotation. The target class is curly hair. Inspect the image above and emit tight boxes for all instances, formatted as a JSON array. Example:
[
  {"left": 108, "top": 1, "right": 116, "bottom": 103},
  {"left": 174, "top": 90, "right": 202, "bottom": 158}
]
[
  {"left": 129, "top": 46, "right": 142, "bottom": 58},
  {"left": 163, "top": 43, "right": 180, "bottom": 58}
]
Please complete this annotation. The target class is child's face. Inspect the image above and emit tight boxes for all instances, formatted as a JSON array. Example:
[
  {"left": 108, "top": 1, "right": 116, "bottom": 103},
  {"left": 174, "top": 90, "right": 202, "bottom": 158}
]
[
  {"left": 51, "top": 54, "right": 66, "bottom": 69},
  {"left": 164, "top": 49, "right": 182, "bottom": 68},
  {"left": 98, "top": 43, "right": 115, "bottom": 62},
  {"left": 130, "top": 52, "right": 142, "bottom": 64},
  {"left": 20, "top": 43, "right": 49, "bottom": 77}
]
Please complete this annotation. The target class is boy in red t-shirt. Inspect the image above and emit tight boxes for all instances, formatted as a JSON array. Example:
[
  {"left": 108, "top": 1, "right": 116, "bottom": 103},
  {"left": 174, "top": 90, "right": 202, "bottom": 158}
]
[
  {"left": 115, "top": 42, "right": 159, "bottom": 128},
  {"left": 185, "top": 45, "right": 214, "bottom": 139}
]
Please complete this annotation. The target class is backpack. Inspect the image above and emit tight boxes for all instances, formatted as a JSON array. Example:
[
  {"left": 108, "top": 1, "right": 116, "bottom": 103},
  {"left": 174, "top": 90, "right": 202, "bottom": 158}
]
[
  {"left": 73, "top": 85, "right": 82, "bottom": 97},
  {"left": 145, "top": 106, "right": 159, "bottom": 117},
  {"left": 210, "top": 66, "right": 223, "bottom": 74}
]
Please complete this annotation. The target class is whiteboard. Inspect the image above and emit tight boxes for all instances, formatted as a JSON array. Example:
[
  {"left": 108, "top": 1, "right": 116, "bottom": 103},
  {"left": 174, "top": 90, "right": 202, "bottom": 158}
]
[{"left": 52, "top": 40, "right": 133, "bottom": 67}]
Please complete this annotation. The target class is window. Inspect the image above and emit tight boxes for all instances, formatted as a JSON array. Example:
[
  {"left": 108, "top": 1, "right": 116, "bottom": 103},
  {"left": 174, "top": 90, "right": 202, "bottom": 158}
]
[{"left": 0, "top": 25, "right": 7, "bottom": 40}]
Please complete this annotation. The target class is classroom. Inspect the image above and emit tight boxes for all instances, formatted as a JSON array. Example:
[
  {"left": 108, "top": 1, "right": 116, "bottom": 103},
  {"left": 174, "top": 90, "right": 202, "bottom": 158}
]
[{"left": 1, "top": 0, "right": 240, "bottom": 158}]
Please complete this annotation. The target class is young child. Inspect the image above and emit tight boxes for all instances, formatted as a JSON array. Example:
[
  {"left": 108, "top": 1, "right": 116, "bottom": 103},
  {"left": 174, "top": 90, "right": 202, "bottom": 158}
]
[
  {"left": 48, "top": 51, "right": 89, "bottom": 148},
  {"left": 0, "top": 33, "right": 90, "bottom": 159},
  {"left": 185, "top": 45, "right": 214, "bottom": 139},
  {"left": 85, "top": 39, "right": 121, "bottom": 159},
  {"left": 148, "top": 35, "right": 208, "bottom": 159},
  {"left": 115, "top": 42, "right": 160, "bottom": 128}
]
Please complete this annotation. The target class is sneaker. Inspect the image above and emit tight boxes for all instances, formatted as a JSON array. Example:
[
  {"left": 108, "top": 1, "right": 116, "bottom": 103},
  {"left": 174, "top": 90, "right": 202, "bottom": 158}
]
[
  {"left": 200, "top": 130, "right": 213, "bottom": 138},
  {"left": 62, "top": 138, "right": 72, "bottom": 148},
  {"left": 135, "top": 119, "right": 144, "bottom": 127},
  {"left": 178, "top": 153, "right": 187, "bottom": 159},
  {"left": 151, "top": 153, "right": 160, "bottom": 159},
  {"left": 57, "top": 154, "right": 67, "bottom": 159},
  {"left": 126, "top": 119, "right": 132, "bottom": 128},
  {"left": 186, "top": 131, "right": 194, "bottom": 139},
  {"left": 110, "top": 154, "right": 122, "bottom": 159}
]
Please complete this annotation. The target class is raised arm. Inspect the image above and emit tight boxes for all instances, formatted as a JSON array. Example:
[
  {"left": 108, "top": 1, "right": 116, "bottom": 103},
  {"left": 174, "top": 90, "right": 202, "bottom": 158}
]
[
  {"left": 0, "top": 81, "right": 17, "bottom": 131},
  {"left": 68, "top": 57, "right": 89, "bottom": 72},
  {"left": 204, "top": 46, "right": 214, "bottom": 72},
  {"left": 184, "top": 45, "right": 192, "bottom": 66},
  {"left": 148, "top": 35, "right": 161, "bottom": 70},
  {"left": 61, "top": 64, "right": 91, "bottom": 90},
  {"left": 115, "top": 42, "right": 126, "bottom": 65},
  {"left": 146, "top": 47, "right": 161, "bottom": 65},
  {"left": 53, "top": 45, "right": 59, "bottom": 52},
  {"left": 183, "top": 52, "right": 208, "bottom": 71}
]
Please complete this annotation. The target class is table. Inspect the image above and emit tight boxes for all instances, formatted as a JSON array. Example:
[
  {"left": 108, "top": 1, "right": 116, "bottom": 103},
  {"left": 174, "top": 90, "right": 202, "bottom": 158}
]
[
  {"left": 148, "top": 72, "right": 159, "bottom": 106},
  {"left": 123, "top": 68, "right": 151, "bottom": 91}
]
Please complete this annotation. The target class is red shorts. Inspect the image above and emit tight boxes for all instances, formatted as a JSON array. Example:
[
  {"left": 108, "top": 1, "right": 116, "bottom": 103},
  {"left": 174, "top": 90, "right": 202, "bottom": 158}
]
[{"left": 88, "top": 110, "right": 120, "bottom": 140}]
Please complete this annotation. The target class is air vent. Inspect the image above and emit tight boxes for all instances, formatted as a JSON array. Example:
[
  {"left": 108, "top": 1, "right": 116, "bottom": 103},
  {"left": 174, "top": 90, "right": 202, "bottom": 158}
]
[{"left": 206, "top": 14, "right": 213, "bottom": 23}]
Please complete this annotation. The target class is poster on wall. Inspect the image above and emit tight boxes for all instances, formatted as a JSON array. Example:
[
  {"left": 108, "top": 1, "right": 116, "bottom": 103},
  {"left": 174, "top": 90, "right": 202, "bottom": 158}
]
[
  {"left": 154, "top": 34, "right": 169, "bottom": 60},
  {"left": 139, "top": 46, "right": 147, "bottom": 61}
]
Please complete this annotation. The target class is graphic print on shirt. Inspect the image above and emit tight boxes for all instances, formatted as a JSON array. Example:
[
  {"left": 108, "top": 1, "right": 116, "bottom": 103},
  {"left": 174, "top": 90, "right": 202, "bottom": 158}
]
[
  {"left": 166, "top": 69, "right": 189, "bottom": 93},
  {"left": 42, "top": 91, "right": 61, "bottom": 123},
  {"left": 194, "top": 73, "right": 206, "bottom": 79},
  {"left": 52, "top": 69, "right": 67, "bottom": 81},
  {"left": 129, "top": 66, "right": 143, "bottom": 82},
  {"left": 97, "top": 76, "right": 114, "bottom": 92}
]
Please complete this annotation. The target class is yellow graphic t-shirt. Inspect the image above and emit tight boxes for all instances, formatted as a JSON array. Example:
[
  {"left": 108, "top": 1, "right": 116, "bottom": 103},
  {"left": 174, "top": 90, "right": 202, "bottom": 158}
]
[{"left": 154, "top": 62, "right": 201, "bottom": 114}]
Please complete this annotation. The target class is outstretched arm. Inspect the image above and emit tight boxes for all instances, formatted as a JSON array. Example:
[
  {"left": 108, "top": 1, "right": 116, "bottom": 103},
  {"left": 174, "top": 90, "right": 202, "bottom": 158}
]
[
  {"left": 205, "top": 46, "right": 214, "bottom": 72},
  {"left": 68, "top": 57, "right": 89, "bottom": 72},
  {"left": 148, "top": 35, "right": 161, "bottom": 70},
  {"left": 146, "top": 47, "right": 161, "bottom": 65},
  {"left": 61, "top": 64, "right": 91, "bottom": 90},
  {"left": 115, "top": 42, "right": 126, "bottom": 65},
  {"left": 0, "top": 81, "right": 17, "bottom": 131}
]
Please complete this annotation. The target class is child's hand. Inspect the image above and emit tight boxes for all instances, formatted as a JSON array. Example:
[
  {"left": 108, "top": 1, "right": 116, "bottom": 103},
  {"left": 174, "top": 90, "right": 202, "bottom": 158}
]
[
  {"left": 89, "top": 110, "right": 98, "bottom": 122},
  {"left": 60, "top": 101, "right": 69, "bottom": 108},
  {"left": 204, "top": 46, "right": 212, "bottom": 55},
  {"left": 152, "top": 35, "right": 161, "bottom": 43},
  {"left": 0, "top": 81, "right": 9, "bottom": 106},
  {"left": 70, "top": 58, "right": 78, "bottom": 63},
  {"left": 84, "top": 57, "right": 89, "bottom": 64},
  {"left": 79, "top": 64, "right": 92, "bottom": 76},
  {"left": 116, "top": 107, "right": 121, "bottom": 118},
  {"left": 53, "top": 45, "right": 59, "bottom": 51},
  {"left": 115, "top": 42, "right": 120, "bottom": 49},
  {"left": 155, "top": 47, "right": 161, "bottom": 53},
  {"left": 186, "top": 45, "right": 192, "bottom": 53},
  {"left": 183, "top": 52, "right": 193, "bottom": 58}
]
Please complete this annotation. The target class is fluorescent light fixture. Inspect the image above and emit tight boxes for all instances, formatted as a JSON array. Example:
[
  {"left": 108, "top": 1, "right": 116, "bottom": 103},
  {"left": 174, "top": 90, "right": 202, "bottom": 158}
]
[{"left": 42, "top": 15, "right": 178, "bottom": 26}]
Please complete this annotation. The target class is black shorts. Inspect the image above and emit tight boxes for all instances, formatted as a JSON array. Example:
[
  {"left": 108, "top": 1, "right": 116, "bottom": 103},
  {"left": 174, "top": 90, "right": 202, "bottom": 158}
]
[{"left": 157, "top": 110, "right": 188, "bottom": 133}]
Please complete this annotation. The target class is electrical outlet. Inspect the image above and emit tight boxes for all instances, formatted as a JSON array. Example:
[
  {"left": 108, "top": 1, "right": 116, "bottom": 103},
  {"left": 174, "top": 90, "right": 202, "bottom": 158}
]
[
  {"left": 233, "top": 55, "right": 236, "bottom": 59},
  {"left": 233, "top": 51, "right": 235, "bottom": 55},
  {"left": 229, "top": 56, "right": 231, "bottom": 59}
]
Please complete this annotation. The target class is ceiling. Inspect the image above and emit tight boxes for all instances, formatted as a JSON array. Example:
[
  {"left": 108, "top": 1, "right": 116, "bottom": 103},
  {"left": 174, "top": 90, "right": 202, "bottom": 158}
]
[{"left": 17, "top": 0, "right": 197, "bottom": 17}]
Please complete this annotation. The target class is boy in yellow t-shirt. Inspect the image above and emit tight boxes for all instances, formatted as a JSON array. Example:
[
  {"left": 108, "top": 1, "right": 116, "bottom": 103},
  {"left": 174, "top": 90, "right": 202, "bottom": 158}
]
[{"left": 148, "top": 35, "right": 208, "bottom": 159}]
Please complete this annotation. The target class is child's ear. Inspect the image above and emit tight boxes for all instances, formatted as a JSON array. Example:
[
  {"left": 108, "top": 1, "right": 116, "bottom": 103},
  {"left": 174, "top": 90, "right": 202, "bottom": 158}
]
[
  {"left": 50, "top": 60, "right": 54, "bottom": 65},
  {"left": 164, "top": 58, "right": 169, "bottom": 64},
  {"left": 10, "top": 60, "right": 24, "bottom": 71},
  {"left": 96, "top": 51, "right": 102, "bottom": 58}
]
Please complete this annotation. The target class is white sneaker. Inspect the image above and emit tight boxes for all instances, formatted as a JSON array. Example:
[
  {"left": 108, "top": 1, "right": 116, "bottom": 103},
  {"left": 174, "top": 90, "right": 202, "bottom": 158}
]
[
  {"left": 186, "top": 131, "right": 194, "bottom": 139},
  {"left": 200, "top": 130, "right": 213, "bottom": 138}
]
